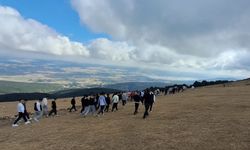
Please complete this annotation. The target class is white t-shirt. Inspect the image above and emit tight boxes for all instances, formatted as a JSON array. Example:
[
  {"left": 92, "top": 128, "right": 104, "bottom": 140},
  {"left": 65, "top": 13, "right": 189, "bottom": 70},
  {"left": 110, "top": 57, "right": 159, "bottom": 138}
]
[
  {"left": 112, "top": 95, "right": 119, "bottom": 103},
  {"left": 36, "top": 101, "right": 42, "bottom": 111},
  {"left": 42, "top": 98, "right": 48, "bottom": 106},
  {"left": 17, "top": 102, "right": 24, "bottom": 113}
]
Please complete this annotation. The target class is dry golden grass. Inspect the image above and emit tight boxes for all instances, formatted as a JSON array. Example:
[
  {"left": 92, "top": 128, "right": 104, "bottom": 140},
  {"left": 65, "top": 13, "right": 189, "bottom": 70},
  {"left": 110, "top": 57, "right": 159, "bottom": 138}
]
[{"left": 1, "top": 80, "right": 250, "bottom": 150}]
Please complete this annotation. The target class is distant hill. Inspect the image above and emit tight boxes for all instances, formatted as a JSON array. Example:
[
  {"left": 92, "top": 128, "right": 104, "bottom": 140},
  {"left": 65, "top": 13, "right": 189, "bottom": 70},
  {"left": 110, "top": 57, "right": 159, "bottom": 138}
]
[
  {"left": 0, "top": 87, "right": 121, "bottom": 102},
  {"left": 0, "top": 80, "right": 62, "bottom": 94},
  {"left": 103, "top": 82, "right": 169, "bottom": 91}
]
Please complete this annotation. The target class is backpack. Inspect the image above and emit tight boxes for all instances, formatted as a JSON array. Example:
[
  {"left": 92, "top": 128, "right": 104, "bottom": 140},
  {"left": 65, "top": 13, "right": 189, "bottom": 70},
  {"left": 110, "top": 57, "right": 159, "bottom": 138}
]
[{"left": 34, "top": 102, "right": 38, "bottom": 111}]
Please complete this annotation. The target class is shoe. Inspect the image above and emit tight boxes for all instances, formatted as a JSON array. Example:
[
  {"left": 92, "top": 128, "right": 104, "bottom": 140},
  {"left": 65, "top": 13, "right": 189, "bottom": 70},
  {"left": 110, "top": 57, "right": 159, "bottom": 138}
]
[
  {"left": 34, "top": 118, "right": 39, "bottom": 122},
  {"left": 25, "top": 121, "right": 31, "bottom": 124},
  {"left": 28, "top": 118, "right": 32, "bottom": 121},
  {"left": 12, "top": 124, "right": 19, "bottom": 127}
]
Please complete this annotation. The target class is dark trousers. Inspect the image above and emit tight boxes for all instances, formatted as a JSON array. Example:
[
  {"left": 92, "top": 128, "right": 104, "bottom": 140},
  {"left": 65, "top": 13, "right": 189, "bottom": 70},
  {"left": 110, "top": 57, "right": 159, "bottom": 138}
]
[
  {"left": 98, "top": 105, "right": 105, "bottom": 114},
  {"left": 149, "top": 102, "right": 154, "bottom": 111},
  {"left": 49, "top": 108, "right": 57, "bottom": 116},
  {"left": 80, "top": 105, "right": 85, "bottom": 113},
  {"left": 134, "top": 103, "right": 139, "bottom": 115},
  {"left": 14, "top": 112, "right": 27, "bottom": 124},
  {"left": 112, "top": 103, "right": 118, "bottom": 111},
  {"left": 122, "top": 100, "right": 126, "bottom": 106},
  {"left": 69, "top": 104, "right": 77, "bottom": 112},
  {"left": 24, "top": 110, "right": 30, "bottom": 119},
  {"left": 143, "top": 103, "right": 150, "bottom": 119},
  {"left": 105, "top": 104, "right": 110, "bottom": 112}
]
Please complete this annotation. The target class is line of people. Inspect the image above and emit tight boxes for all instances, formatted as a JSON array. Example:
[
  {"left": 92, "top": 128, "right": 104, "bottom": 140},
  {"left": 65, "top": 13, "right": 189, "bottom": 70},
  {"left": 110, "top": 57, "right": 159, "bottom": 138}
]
[
  {"left": 12, "top": 90, "right": 156, "bottom": 127},
  {"left": 12, "top": 97, "right": 58, "bottom": 127}
]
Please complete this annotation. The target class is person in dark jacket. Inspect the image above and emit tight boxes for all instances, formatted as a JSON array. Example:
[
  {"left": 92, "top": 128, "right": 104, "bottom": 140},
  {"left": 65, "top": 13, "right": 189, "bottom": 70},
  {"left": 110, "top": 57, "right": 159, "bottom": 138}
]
[
  {"left": 105, "top": 94, "right": 111, "bottom": 112},
  {"left": 69, "top": 97, "right": 77, "bottom": 112},
  {"left": 142, "top": 90, "right": 153, "bottom": 119},
  {"left": 49, "top": 98, "right": 57, "bottom": 116},
  {"left": 23, "top": 99, "right": 31, "bottom": 120},
  {"left": 80, "top": 96, "right": 86, "bottom": 113},
  {"left": 133, "top": 92, "right": 141, "bottom": 115}
]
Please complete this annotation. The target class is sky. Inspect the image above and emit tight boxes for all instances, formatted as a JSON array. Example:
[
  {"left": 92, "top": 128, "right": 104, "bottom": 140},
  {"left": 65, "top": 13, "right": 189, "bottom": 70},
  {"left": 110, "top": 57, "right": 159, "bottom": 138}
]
[{"left": 0, "top": 0, "right": 250, "bottom": 83}]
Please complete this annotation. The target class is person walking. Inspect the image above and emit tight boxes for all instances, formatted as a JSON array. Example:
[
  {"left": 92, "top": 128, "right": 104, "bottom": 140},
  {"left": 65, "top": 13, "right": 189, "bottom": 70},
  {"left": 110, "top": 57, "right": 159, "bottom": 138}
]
[
  {"left": 69, "top": 97, "right": 77, "bottom": 112},
  {"left": 81, "top": 96, "right": 90, "bottom": 116},
  {"left": 142, "top": 90, "right": 152, "bottom": 119},
  {"left": 42, "top": 97, "right": 48, "bottom": 117},
  {"left": 97, "top": 93, "right": 107, "bottom": 116},
  {"left": 82, "top": 95, "right": 96, "bottom": 117},
  {"left": 23, "top": 99, "right": 31, "bottom": 120},
  {"left": 49, "top": 98, "right": 57, "bottom": 116},
  {"left": 149, "top": 91, "right": 156, "bottom": 112},
  {"left": 34, "top": 99, "right": 43, "bottom": 122},
  {"left": 80, "top": 96, "right": 86, "bottom": 113},
  {"left": 133, "top": 92, "right": 141, "bottom": 115},
  {"left": 105, "top": 94, "right": 111, "bottom": 112},
  {"left": 112, "top": 93, "right": 119, "bottom": 112},
  {"left": 12, "top": 99, "right": 31, "bottom": 127},
  {"left": 122, "top": 92, "right": 128, "bottom": 106}
]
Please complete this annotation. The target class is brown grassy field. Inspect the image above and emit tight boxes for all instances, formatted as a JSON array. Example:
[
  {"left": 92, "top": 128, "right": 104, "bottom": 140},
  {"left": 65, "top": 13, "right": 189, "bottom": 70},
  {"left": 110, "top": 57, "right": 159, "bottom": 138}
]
[{"left": 1, "top": 80, "right": 250, "bottom": 150}]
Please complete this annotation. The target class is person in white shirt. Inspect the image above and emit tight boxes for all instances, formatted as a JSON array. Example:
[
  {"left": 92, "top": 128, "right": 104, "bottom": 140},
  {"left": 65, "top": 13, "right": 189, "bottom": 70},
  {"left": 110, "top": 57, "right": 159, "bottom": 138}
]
[
  {"left": 112, "top": 93, "right": 119, "bottom": 112},
  {"left": 122, "top": 92, "right": 128, "bottom": 106},
  {"left": 12, "top": 99, "right": 31, "bottom": 127},
  {"left": 42, "top": 97, "right": 48, "bottom": 117},
  {"left": 34, "top": 99, "right": 43, "bottom": 122}
]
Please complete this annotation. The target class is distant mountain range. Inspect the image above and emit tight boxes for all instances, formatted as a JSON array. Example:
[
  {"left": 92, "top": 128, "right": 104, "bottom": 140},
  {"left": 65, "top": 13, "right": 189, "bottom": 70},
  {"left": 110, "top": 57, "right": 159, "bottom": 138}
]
[
  {"left": 0, "top": 80, "right": 170, "bottom": 95},
  {"left": 104, "top": 82, "right": 169, "bottom": 91},
  {"left": 0, "top": 80, "right": 169, "bottom": 102},
  {"left": 0, "top": 87, "right": 122, "bottom": 102}
]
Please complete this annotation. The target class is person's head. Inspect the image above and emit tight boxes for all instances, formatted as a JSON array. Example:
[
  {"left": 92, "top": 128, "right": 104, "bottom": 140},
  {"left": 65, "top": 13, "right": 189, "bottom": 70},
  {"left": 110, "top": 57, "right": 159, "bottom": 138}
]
[
  {"left": 19, "top": 99, "right": 24, "bottom": 103},
  {"left": 23, "top": 99, "right": 28, "bottom": 104}
]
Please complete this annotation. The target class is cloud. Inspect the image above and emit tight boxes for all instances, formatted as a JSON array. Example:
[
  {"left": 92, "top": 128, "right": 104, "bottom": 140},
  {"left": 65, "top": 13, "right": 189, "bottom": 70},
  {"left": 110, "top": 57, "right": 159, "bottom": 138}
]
[
  {"left": 0, "top": 6, "right": 89, "bottom": 56},
  {"left": 88, "top": 38, "right": 136, "bottom": 62},
  {"left": 1, "top": 2, "right": 250, "bottom": 82},
  {"left": 71, "top": 0, "right": 250, "bottom": 79},
  {"left": 72, "top": 0, "right": 250, "bottom": 55}
]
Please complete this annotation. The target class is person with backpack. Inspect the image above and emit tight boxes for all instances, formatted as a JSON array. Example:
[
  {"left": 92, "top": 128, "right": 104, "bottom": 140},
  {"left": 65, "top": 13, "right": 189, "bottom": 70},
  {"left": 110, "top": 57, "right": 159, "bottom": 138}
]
[
  {"left": 34, "top": 99, "right": 43, "bottom": 122},
  {"left": 69, "top": 97, "right": 77, "bottom": 112},
  {"left": 12, "top": 99, "right": 31, "bottom": 127}
]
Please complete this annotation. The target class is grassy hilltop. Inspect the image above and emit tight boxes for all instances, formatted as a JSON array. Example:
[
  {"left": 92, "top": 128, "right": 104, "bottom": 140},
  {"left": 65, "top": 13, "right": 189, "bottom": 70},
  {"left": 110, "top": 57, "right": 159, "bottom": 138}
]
[{"left": 0, "top": 79, "right": 250, "bottom": 149}]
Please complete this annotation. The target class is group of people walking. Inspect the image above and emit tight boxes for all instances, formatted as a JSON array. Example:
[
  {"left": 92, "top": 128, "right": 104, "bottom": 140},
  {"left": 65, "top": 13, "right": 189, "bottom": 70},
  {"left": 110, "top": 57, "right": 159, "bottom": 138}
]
[
  {"left": 12, "top": 90, "right": 156, "bottom": 127},
  {"left": 12, "top": 97, "right": 58, "bottom": 127}
]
